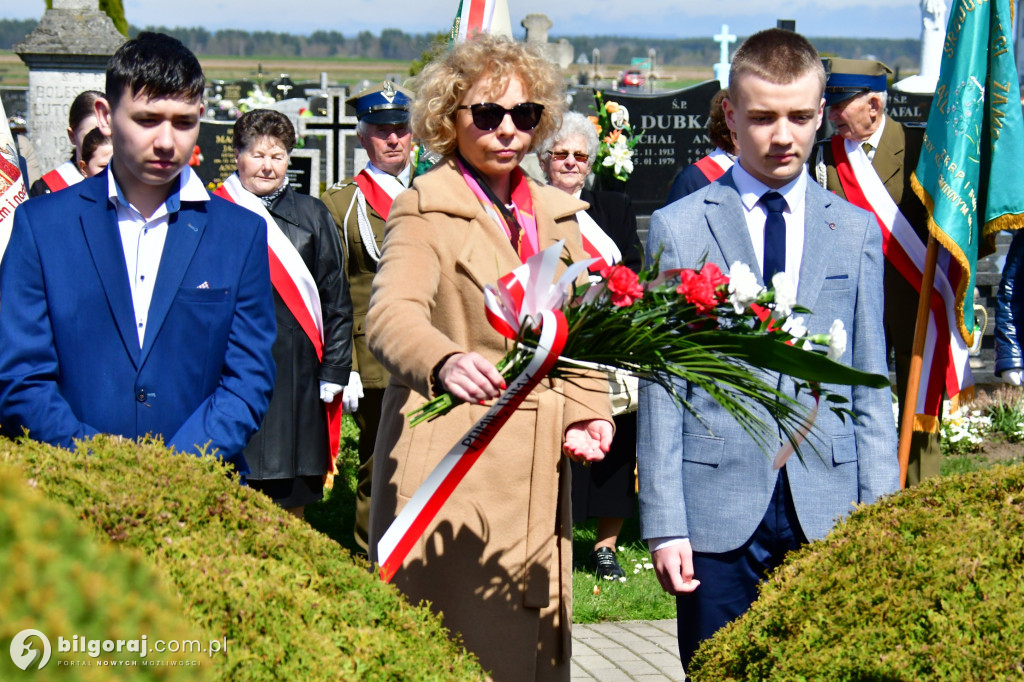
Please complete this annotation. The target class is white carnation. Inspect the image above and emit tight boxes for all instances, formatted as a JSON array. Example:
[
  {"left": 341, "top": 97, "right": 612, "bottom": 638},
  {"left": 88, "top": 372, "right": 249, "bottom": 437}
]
[
  {"left": 727, "top": 262, "right": 763, "bottom": 314},
  {"left": 771, "top": 272, "right": 797, "bottom": 319},
  {"left": 781, "top": 315, "right": 808, "bottom": 340},
  {"left": 828, "top": 319, "right": 847, "bottom": 360}
]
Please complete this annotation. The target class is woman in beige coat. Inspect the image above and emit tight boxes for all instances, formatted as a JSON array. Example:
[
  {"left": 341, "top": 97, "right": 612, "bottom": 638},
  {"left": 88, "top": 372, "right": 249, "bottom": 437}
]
[{"left": 366, "top": 36, "right": 614, "bottom": 681}]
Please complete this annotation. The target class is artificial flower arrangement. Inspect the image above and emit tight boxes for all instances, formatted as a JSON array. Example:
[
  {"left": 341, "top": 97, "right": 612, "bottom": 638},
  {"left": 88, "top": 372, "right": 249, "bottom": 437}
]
[
  {"left": 588, "top": 91, "right": 643, "bottom": 184},
  {"left": 410, "top": 242, "right": 889, "bottom": 461}
]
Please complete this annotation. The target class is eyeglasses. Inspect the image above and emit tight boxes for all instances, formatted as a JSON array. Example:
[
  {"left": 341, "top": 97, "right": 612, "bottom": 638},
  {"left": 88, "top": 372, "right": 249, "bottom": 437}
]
[
  {"left": 548, "top": 150, "right": 589, "bottom": 163},
  {"left": 456, "top": 102, "right": 545, "bottom": 131}
]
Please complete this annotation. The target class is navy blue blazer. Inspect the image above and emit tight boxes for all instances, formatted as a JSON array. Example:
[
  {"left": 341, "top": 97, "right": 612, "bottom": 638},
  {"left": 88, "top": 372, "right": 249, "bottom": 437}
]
[{"left": 0, "top": 172, "right": 277, "bottom": 473}]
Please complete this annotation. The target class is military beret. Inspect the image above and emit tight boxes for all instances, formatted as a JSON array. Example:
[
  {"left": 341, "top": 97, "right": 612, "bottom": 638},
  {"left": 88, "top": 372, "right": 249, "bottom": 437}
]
[
  {"left": 347, "top": 81, "right": 413, "bottom": 125},
  {"left": 824, "top": 58, "right": 892, "bottom": 105}
]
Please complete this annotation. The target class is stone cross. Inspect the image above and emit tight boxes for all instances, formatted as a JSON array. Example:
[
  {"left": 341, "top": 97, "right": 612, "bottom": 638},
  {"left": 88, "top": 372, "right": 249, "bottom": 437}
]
[
  {"left": 713, "top": 24, "right": 736, "bottom": 88},
  {"left": 297, "top": 88, "right": 357, "bottom": 187},
  {"left": 714, "top": 25, "right": 736, "bottom": 66}
]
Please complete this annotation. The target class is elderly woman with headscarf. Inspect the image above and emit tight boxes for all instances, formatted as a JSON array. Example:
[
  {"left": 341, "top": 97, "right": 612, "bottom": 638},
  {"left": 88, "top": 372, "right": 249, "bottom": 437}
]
[
  {"left": 217, "top": 108, "right": 352, "bottom": 517},
  {"left": 366, "top": 35, "right": 613, "bottom": 681},
  {"left": 538, "top": 111, "right": 642, "bottom": 583}
]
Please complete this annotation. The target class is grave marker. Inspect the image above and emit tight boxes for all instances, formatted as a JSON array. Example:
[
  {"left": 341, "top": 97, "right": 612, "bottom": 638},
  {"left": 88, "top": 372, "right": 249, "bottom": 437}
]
[{"left": 298, "top": 88, "right": 357, "bottom": 187}]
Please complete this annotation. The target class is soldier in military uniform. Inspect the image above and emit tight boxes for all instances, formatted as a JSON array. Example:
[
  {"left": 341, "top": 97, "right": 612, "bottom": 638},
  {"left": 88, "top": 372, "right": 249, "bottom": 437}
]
[
  {"left": 811, "top": 58, "right": 939, "bottom": 485},
  {"left": 321, "top": 81, "right": 414, "bottom": 551}
]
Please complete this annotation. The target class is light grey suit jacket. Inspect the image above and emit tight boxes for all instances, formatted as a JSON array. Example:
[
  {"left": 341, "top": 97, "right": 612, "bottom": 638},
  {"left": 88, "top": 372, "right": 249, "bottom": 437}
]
[{"left": 638, "top": 169, "right": 898, "bottom": 553}]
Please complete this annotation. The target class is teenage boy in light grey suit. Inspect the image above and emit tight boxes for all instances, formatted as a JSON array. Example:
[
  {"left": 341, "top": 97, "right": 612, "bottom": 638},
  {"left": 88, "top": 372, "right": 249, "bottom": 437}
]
[{"left": 638, "top": 28, "right": 898, "bottom": 670}]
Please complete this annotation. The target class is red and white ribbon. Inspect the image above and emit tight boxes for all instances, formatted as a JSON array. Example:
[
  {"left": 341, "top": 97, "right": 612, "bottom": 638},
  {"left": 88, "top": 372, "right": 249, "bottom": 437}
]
[
  {"left": 483, "top": 239, "right": 595, "bottom": 340},
  {"left": 378, "top": 308, "right": 568, "bottom": 582},
  {"left": 833, "top": 137, "right": 973, "bottom": 422},
  {"left": 377, "top": 243, "right": 591, "bottom": 581}
]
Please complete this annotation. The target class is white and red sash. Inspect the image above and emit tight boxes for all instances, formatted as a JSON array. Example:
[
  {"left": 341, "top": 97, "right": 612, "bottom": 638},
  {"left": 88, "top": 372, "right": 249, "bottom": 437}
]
[
  {"left": 215, "top": 175, "right": 343, "bottom": 461},
  {"left": 577, "top": 208, "right": 622, "bottom": 273},
  {"left": 41, "top": 161, "right": 83, "bottom": 193},
  {"left": 694, "top": 148, "right": 733, "bottom": 183},
  {"left": 831, "top": 136, "right": 973, "bottom": 429},
  {"left": 353, "top": 169, "right": 397, "bottom": 220}
]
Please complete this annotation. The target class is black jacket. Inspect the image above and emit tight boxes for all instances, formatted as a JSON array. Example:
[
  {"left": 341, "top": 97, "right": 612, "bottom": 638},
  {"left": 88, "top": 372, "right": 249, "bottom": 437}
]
[
  {"left": 580, "top": 188, "right": 643, "bottom": 272},
  {"left": 244, "top": 185, "right": 353, "bottom": 479}
]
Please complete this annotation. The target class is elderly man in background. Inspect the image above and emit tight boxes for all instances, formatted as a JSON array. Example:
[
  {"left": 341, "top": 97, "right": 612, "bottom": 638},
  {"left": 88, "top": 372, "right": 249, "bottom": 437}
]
[
  {"left": 812, "top": 57, "right": 940, "bottom": 486},
  {"left": 320, "top": 81, "right": 413, "bottom": 552}
]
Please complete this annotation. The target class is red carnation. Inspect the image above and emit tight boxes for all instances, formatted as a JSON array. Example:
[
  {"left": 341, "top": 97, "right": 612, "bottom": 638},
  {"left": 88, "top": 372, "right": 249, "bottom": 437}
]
[
  {"left": 677, "top": 263, "right": 728, "bottom": 314},
  {"left": 601, "top": 264, "right": 644, "bottom": 307}
]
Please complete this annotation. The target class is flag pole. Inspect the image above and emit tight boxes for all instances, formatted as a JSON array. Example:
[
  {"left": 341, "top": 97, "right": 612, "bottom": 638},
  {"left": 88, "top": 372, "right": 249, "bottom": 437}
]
[{"left": 898, "top": 235, "right": 940, "bottom": 489}]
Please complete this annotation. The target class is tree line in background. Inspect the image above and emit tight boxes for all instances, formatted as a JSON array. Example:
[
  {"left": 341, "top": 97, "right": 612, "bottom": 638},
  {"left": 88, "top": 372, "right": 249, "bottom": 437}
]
[{"left": 0, "top": 19, "right": 921, "bottom": 70}]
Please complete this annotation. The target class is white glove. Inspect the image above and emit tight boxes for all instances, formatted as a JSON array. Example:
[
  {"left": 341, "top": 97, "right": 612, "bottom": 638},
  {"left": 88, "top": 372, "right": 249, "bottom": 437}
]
[
  {"left": 1002, "top": 369, "right": 1022, "bottom": 386},
  {"left": 342, "top": 371, "right": 363, "bottom": 412},
  {"left": 319, "top": 381, "right": 343, "bottom": 403}
]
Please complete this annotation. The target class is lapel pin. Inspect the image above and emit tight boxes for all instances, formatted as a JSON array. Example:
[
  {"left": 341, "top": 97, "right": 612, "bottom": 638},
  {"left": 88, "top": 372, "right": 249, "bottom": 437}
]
[
  {"left": 188, "top": 222, "right": 198, "bottom": 232},
  {"left": 829, "top": 222, "right": 836, "bottom": 230}
]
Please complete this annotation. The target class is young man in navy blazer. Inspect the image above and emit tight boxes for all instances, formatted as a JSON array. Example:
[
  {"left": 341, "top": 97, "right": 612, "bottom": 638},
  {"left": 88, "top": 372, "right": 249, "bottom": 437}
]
[
  {"left": 639, "top": 29, "right": 898, "bottom": 670},
  {"left": 0, "top": 32, "right": 276, "bottom": 474}
]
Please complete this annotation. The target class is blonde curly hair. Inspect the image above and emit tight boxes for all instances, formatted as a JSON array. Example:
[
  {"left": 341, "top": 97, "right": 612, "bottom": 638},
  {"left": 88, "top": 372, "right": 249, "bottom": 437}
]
[{"left": 410, "top": 35, "right": 566, "bottom": 158}]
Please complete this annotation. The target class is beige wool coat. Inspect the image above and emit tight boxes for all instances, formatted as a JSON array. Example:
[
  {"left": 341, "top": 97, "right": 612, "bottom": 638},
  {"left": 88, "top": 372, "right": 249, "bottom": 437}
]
[{"left": 366, "top": 158, "right": 612, "bottom": 681}]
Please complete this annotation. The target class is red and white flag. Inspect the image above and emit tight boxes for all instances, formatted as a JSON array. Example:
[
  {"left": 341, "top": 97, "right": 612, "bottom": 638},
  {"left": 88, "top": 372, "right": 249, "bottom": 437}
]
[
  {"left": 450, "top": 0, "right": 512, "bottom": 43},
  {"left": 0, "top": 98, "right": 29, "bottom": 261}
]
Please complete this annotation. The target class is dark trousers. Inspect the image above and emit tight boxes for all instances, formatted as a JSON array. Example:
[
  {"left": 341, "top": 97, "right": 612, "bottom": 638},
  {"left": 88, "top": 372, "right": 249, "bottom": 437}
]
[{"left": 676, "top": 471, "right": 807, "bottom": 669}]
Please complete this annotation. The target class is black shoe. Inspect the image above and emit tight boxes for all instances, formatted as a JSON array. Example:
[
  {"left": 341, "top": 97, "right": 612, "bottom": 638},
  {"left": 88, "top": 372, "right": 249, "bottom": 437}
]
[{"left": 591, "top": 547, "right": 626, "bottom": 580}]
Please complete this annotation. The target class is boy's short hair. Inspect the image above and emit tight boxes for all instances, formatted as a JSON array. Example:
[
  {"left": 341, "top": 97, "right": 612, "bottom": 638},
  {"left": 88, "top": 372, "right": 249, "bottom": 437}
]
[
  {"left": 105, "top": 32, "right": 205, "bottom": 109},
  {"left": 729, "top": 28, "right": 825, "bottom": 94}
]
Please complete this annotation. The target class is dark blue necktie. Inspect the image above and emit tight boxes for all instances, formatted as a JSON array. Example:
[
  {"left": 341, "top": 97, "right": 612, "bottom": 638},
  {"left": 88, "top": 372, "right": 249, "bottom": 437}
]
[{"left": 760, "top": 191, "right": 787, "bottom": 284}]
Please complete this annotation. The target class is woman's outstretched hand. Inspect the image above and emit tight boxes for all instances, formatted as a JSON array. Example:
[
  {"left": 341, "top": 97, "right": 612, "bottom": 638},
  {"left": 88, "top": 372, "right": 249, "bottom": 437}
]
[{"left": 563, "top": 419, "right": 613, "bottom": 463}]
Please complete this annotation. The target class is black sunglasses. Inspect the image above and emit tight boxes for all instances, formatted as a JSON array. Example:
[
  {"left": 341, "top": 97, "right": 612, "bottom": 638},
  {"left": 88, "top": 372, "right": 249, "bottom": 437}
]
[{"left": 457, "top": 102, "right": 545, "bottom": 131}]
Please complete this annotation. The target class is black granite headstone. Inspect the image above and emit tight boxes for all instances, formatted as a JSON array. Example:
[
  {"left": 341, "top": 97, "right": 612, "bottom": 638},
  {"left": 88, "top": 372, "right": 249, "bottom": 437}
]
[
  {"left": 286, "top": 154, "right": 313, "bottom": 195},
  {"left": 572, "top": 81, "right": 721, "bottom": 216},
  {"left": 886, "top": 90, "right": 933, "bottom": 127},
  {"left": 192, "top": 120, "right": 236, "bottom": 189}
]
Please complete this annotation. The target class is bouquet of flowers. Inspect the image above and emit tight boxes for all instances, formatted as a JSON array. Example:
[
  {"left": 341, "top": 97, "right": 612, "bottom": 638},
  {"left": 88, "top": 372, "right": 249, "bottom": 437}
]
[
  {"left": 410, "top": 242, "right": 890, "bottom": 461},
  {"left": 589, "top": 91, "right": 643, "bottom": 184}
]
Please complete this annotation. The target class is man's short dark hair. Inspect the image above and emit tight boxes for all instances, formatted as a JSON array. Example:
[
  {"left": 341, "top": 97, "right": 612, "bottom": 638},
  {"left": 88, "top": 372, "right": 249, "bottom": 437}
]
[{"left": 106, "top": 32, "right": 205, "bottom": 109}]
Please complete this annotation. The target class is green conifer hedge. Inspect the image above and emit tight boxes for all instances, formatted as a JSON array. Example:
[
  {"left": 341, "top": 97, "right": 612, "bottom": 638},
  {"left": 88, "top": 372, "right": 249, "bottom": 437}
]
[
  {"left": 0, "top": 436, "right": 485, "bottom": 680},
  {"left": 691, "top": 462, "right": 1024, "bottom": 680},
  {"left": 0, "top": 464, "right": 210, "bottom": 680}
]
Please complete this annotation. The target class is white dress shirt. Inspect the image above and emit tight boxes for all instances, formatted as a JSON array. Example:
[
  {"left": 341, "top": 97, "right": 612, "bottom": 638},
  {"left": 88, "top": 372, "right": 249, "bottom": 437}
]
[
  {"left": 730, "top": 161, "right": 807, "bottom": 290},
  {"left": 365, "top": 161, "right": 411, "bottom": 196},
  {"left": 107, "top": 166, "right": 210, "bottom": 346}
]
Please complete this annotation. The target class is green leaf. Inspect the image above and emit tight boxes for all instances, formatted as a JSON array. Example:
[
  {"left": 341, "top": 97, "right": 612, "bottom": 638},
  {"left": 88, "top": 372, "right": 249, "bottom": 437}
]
[{"left": 703, "top": 332, "right": 891, "bottom": 389}]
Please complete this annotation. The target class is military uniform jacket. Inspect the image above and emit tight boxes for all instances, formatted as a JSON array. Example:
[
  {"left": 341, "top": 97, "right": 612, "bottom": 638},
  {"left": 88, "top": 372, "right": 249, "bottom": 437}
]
[{"left": 321, "top": 177, "right": 390, "bottom": 389}]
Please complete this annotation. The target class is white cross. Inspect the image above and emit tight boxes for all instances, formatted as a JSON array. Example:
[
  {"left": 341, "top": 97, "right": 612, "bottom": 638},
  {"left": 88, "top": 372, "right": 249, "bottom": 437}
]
[{"left": 714, "top": 24, "right": 737, "bottom": 65}]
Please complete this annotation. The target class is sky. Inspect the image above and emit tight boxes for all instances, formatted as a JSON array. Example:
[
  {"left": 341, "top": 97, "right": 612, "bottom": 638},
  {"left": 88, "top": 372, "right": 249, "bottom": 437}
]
[{"left": 9, "top": 0, "right": 931, "bottom": 40}]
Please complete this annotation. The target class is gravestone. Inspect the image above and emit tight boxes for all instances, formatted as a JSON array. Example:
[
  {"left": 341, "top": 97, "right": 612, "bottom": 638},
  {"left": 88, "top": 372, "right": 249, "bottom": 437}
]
[
  {"left": 886, "top": 90, "right": 932, "bottom": 127},
  {"left": 286, "top": 148, "right": 320, "bottom": 195},
  {"left": 572, "top": 81, "right": 721, "bottom": 216},
  {"left": 191, "top": 120, "right": 236, "bottom": 189},
  {"left": 13, "top": 0, "right": 125, "bottom": 173},
  {"left": 298, "top": 87, "right": 357, "bottom": 187}
]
